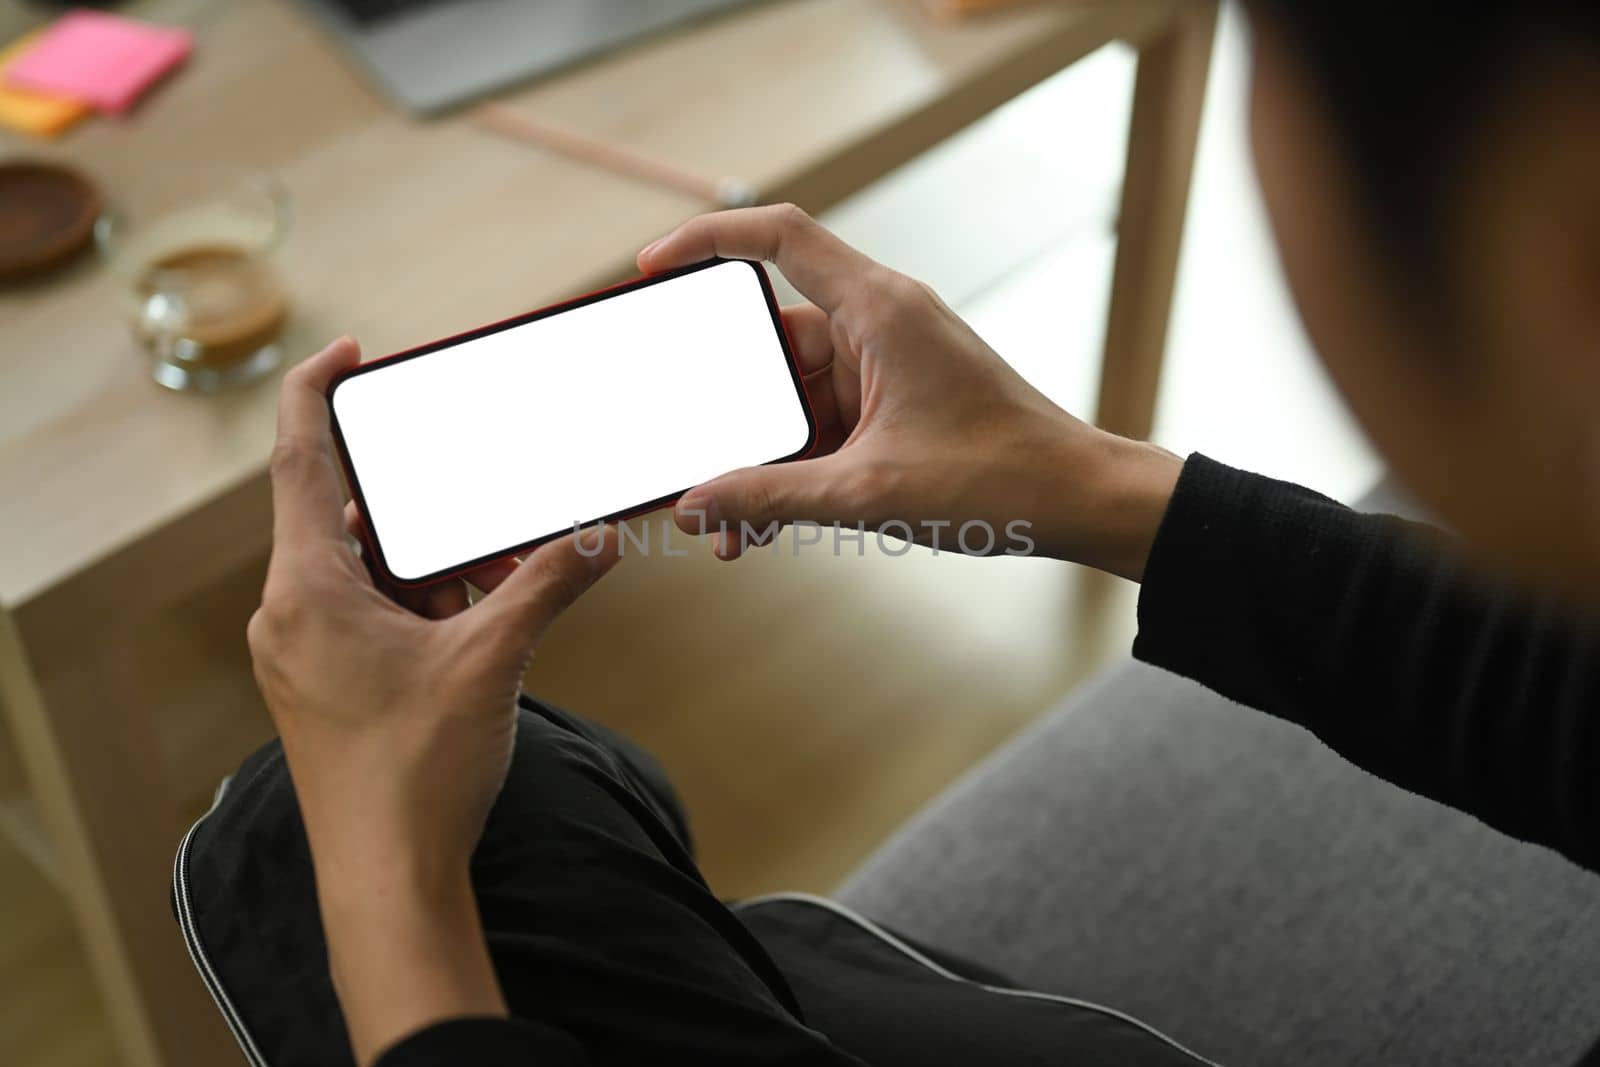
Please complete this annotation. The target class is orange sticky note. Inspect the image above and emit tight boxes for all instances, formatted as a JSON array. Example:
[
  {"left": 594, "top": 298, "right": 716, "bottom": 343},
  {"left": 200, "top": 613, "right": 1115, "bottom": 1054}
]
[{"left": 0, "top": 33, "right": 89, "bottom": 138}]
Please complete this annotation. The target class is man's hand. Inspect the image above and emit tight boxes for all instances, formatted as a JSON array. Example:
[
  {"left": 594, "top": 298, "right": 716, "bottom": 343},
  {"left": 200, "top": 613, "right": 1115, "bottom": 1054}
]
[
  {"left": 639, "top": 205, "right": 1181, "bottom": 580},
  {"left": 248, "top": 337, "right": 620, "bottom": 1064}
]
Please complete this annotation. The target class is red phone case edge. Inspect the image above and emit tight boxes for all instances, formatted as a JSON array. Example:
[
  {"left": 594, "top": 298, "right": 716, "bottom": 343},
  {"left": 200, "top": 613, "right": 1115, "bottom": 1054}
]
[{"left": 325, "top": 257, "right": 820, "bottom": 588}]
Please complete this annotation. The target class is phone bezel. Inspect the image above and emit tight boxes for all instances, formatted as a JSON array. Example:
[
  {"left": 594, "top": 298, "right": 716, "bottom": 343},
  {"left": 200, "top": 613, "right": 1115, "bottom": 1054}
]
[{"left": 326, "top": 257, "right": 818, "bottom": 586}]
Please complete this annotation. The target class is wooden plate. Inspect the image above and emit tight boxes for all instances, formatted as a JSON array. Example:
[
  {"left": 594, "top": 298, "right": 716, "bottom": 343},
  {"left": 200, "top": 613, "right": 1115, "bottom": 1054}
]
[{"left": 0, "top": 161, "right": 102, "bottom": 282}]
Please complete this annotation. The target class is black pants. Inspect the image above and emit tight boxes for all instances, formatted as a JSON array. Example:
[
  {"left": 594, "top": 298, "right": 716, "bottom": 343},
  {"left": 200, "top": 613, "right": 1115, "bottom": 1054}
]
[{"left": 176, "top": 696, "right": 1214, "bottom": 1066}]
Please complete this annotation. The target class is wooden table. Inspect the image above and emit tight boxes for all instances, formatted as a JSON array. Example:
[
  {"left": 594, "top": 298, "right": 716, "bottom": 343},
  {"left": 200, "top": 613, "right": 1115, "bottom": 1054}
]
[{"left": 0, "top": 0, "right": 1213, "bottom": 1063}]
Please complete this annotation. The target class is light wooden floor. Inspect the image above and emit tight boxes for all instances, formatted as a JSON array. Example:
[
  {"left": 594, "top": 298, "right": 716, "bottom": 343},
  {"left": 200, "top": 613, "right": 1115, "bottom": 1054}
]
[{"left": 0, "top": 517, "right": 1136, "bottom": 1067}]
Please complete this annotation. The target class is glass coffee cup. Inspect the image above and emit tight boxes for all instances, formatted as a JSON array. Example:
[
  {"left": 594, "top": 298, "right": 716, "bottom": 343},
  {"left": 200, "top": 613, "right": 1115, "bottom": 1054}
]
[{"left": 96, "top": 171, "right": 291, "bottom": 392}]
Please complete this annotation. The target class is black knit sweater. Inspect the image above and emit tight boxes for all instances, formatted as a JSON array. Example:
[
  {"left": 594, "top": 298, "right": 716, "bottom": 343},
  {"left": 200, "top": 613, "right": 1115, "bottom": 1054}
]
[{"left": 1133, "top": 454, "right": 1600, "bottom": 1067}]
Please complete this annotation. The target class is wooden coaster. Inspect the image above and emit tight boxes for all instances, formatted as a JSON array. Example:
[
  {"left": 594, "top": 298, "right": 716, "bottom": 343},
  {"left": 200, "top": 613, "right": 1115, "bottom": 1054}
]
[{"left": 0, "top": 160, "right": 102, "bottom": 282}]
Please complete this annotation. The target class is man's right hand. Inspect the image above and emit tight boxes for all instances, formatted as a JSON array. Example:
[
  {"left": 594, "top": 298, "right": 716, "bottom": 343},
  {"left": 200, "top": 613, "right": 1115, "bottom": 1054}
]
[{"left": 638, "top": 204, "right": 1181, "bottom": 581}]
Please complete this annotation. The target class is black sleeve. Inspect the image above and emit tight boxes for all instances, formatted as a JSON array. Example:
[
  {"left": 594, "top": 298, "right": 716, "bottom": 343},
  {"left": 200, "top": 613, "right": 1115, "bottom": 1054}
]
[
  {"left": 376, "top": 1017, "right": 587, "bottom": 1067},
  {"left": 1132, "top": 453, "right": 1600, "bottom": 871}
]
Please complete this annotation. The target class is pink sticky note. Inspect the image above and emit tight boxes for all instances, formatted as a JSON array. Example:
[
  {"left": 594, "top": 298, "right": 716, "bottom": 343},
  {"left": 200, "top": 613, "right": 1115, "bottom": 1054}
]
[{"left": 4, "top": 11, "right": 192, "bottom": 115}]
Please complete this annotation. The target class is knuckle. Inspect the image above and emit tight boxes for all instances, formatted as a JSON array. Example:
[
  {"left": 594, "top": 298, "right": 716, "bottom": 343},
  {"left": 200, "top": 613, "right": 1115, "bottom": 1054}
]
[
  {"left": 857, "top": 274, "right": 920, "bottom": 340},
  {"left": 519, "top": 573, "right": 588, "bottom": 628},
  {"left": 245, "top": 608, "right": 270, "bottom": 654},
  {"left": 528, "top": 555, "right": 593, "bottom": 610},
  {"left": 743, "top": 480, "right": 781, "bottom": 523},
  {"left": 248, "top": 592, "right": 307, "bottom": 651},
  {"left": 776, "top": 202, "right": 811, "bottom": 232},
  {"left": 837, "top": 458, "right": 896, "bottom": 506},
  {"left": 246, "top": 607, "right": 289, "bottom": 678},
  {"left": 765, "top": 203, "right": 814, "bottom": 263},
  {"left": 885, "top": 272, "right": 934, "bottom": 310},
  {"left": 269, "top": 439, "right": 318, "bottom": 479},
  {"left": 282, "top": 357, "right": 321, "bottom": 393}
]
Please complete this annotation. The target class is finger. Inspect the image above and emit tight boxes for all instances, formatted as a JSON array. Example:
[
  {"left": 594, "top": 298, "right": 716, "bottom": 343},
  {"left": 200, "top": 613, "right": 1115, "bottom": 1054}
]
[
  {"left": 779, "top": 302, "right": 835, "bottom": 377},
  {"left": 340, "top": 496, "right": 461, "bottom": 615},
  {"left": 343, "top": 499, "right": 364, "bottom": 539},
  {"left": 346, "top": 494, "right": 504, "bottom": 618},
  {"left": 344, "top": 499, "right": 377, "bottom": 572},
  {"left": 271, "top": 337, "right": 362, "bottom": 551},
  {"left": 780, "top": 302, "right": 850, "bottom": 452},
  {"left": 636, "top": 205, "right": 875, "bottom": 314},
  {"left": 473, "top": 526, "right": 622, "bottom": 639},
  {"left": 419, "top": 580, "right": 471, "bottom": 620},
  {"left": 347, "top": 498, "right": 518, "bottom": 594},
  {"left": 674, "top": 456, "right": 850, "bottom": 561},
  {"left": 461, "top": 557, "right": 521, "bottom": 594}
]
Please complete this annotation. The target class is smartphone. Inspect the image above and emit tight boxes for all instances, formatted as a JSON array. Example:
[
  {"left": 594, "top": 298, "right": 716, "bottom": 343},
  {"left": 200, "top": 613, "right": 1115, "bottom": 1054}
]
[{"left": 327, "top": 258, "right": 816, "bottom": 585}]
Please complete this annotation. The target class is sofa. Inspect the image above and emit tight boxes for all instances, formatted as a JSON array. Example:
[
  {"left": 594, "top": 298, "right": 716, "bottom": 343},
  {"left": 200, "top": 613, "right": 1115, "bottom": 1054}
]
[{"left": 836, "top": 487, "right": 1600, "bottom": 1066}]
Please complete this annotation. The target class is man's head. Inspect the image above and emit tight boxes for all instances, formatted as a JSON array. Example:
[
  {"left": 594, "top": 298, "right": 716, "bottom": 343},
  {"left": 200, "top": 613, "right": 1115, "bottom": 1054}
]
[{"left": 1243, "top": 3, "right": 1600, "bottom": 595}]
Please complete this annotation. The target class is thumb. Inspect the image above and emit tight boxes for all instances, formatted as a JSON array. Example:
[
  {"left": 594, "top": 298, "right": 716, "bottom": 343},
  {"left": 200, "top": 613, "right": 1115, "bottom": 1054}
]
[
  {"left": 675, "top": 457, "right": 846, "bottom": 561},
  {"left": 473, "top": 525, "right": 621, "bottom": 641}
]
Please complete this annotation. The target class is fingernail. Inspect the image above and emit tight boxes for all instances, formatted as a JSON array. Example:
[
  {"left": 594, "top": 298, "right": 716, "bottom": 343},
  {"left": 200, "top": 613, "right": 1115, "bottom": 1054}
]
[
  {"left": 678, "top": 492, "right": 719, "bottom": 532},
  {"left": 639, "top": 237, "right": 665, "bottom": 262}
]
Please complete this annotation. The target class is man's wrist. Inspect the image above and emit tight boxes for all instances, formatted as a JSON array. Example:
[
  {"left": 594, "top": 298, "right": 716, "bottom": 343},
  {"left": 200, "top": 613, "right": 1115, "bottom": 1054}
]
[
  {"left": 306, "top": 811, "right": 471, "bottom": 903},
  {"left": 1090, "top": 437, "right": 1182, "bottom": 582},
  {"left": 1035, "top": 430, "right": 1181, "bottom": 581},
  {"left": 319, "top": 863, "right": 505, "bottom": 1066}
]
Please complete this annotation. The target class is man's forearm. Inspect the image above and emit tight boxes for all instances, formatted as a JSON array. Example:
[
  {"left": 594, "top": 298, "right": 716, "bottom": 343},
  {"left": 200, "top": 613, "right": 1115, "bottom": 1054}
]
[
  {"left": 1133, "top": 453, "right": 1600, "bottom": 872},
  {"left": 318, "top": 855, "right": 507, "bottom": 1066}
]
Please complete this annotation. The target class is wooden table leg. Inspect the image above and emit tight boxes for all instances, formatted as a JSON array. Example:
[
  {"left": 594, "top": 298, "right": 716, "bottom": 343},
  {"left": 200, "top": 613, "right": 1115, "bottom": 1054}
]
[
  {"left": 1094, "top": 0, "right": 1218, "bottom": 441},
  {"left": 0, "top": 609, "right": 239, "bottom": 1067}
]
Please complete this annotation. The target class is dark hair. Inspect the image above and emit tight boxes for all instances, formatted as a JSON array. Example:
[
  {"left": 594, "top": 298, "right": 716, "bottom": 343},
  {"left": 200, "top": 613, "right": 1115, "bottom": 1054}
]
[{"left": 1246, "top": 3, "right": 1600, "bottom": 284}]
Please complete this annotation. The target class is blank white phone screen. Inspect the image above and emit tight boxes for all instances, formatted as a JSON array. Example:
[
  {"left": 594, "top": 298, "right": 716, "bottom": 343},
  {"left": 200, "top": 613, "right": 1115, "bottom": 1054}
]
[{"left": 330, "top": 260, "right": 812, "bottom": 582}]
